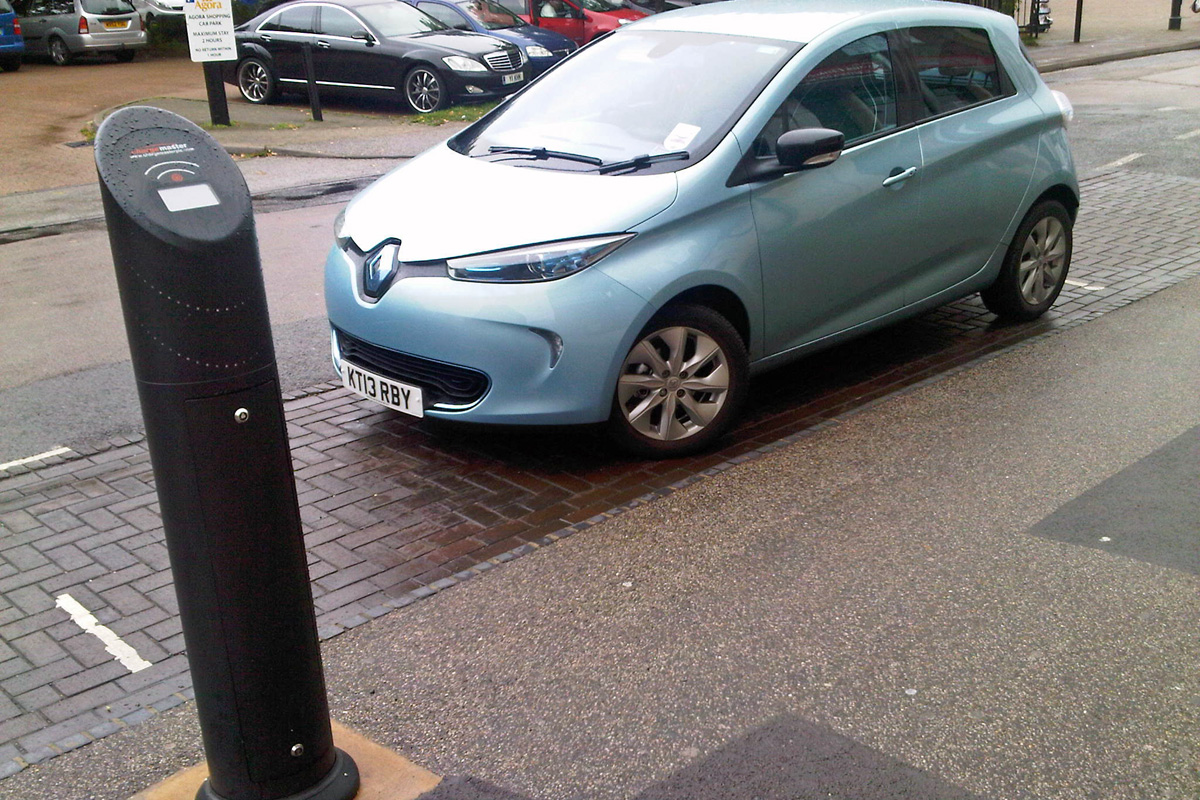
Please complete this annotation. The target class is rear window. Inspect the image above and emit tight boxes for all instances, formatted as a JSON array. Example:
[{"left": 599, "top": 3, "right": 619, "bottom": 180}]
[
  {"left": 80, "top": 0, "right": 136, "bottom": 13},
  {"left": 904, "top": 26, "right": 1009, "bottom": 117},
  {"left": 0, "top": 0, "right": 12, "bottom": 15}
]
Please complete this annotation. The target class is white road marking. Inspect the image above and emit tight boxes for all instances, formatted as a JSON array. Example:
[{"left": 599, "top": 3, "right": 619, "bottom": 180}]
[
  {"left": 1097, "top": 153, "right": 1145, "bottom": 171},
  {"left": 1157, "top": 106, "right": 1184, "bottom": 112},
  {"left": 1175, "top": 128, "right": 1200, "bottom": 141},
  {"left": 1064, "top": 279, "right": 1106, "bottom": 291},
  {"left": 55, "top": 594, "right": 152, "bottom": 674},
  {"left": 0, "top": 447, "right": 73, "bottom": 471}
]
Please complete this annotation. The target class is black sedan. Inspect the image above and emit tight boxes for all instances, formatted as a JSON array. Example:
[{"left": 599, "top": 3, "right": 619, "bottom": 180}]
[{"left": 224, "top": 0, "right": 531, "bottom": 112}]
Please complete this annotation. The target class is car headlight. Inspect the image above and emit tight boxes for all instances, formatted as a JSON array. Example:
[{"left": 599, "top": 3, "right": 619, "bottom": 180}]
[
  {"left": 446, "top": 234, "right": 634, "bottom": 282},
  {"left": 334, "top": 207, "right": 350, "bottom": 249},
  {"left": 526, "top": 44, "right": 553, "bottom": 58},
  {"left": 443, "top": 55, "right": 486, "bottom": 72}
]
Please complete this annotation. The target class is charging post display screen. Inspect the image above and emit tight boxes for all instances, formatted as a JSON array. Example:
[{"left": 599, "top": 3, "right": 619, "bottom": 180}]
[{"left": 157, "top": 183, "right": 221, "bottom": 213}]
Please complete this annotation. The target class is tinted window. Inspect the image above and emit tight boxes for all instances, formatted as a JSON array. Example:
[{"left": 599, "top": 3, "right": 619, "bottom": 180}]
[
  {"left": 80, "top": 0, "right": 135, "bottom": 13},
  {"left": 354, "top": 1, "right": 444, "bottom": 35},
  {"left": 262, "top": 5, "right": 316, "bottom": 32},
  {"left": 318, "top": 5, "right": 362, "bottom": 36},
  {"left": 755, "top": 33, "right": 896, "bottom": 156},
  {"left": 456, "top": 0, "right": 520, "bottom": 30},
  {"left": 418, "top": 2, "right": 468, "bottom": 29},
  {"left": 905, "top": 26, "right": 1007, "bottom": 116}
]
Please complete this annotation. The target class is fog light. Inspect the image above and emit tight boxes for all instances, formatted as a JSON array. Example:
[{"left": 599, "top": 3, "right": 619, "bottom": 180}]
[{"left": 465, "top": 85, "right": 484, "bottom": 94}]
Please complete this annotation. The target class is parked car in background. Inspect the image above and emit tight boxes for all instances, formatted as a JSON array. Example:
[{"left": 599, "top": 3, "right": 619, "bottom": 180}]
[
  {"left": 13, "top": 0, "right": 145, "bottom": 64},
  {"left": 325, "top": 0, "right": 1078, "bottom": 457},
  {"left": 130, "top": 0, "right": 183, "bottom": 27},
  {"left": 0, "top": 0, "right": 23, "bottom": 71},
  {"left": 502, "top": 0, "right": 643, "bottom": 45},
  {"left": 402, "top": 0, "right": 574, "bottom": 77},
  {"left": 225, "top": 0, "right": 531, "bottom": 112}
]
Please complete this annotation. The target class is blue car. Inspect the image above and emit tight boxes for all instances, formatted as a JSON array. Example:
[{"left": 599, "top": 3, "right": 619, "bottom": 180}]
[
  {"left": 326, "top": 0, "right": 1078, "bottom": 457},
  {"left": 402, "top": 0, "right": 575, "bottom": 76},
  {"left": 0, "top": 0, "right": 23, "bottom": 71}
]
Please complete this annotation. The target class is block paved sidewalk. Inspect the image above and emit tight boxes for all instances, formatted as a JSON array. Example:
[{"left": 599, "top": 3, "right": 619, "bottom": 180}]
[{"left": 2, "top": 167, "right": 1200, "bottom": 778}]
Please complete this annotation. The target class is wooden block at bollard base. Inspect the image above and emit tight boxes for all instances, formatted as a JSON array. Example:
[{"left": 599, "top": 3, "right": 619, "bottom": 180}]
[{"left": 130, "top": 721, "right": 442, "bottom": 800}]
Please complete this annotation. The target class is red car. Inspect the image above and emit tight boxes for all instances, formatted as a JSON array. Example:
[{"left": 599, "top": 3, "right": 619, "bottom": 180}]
[{"left": 502, "top": 0, "right": 643, "bottom": 44}]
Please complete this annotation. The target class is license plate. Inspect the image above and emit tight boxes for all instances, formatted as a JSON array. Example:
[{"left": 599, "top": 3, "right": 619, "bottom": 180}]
[
  {"left": 502, "top": 72, "right": 524, "bottom": 85},
  {"left": 341, "top": 362, "right": 424, "bottom": 417},
  {"left": 103, "top": 19, "right": 128, "bottom": 28}
]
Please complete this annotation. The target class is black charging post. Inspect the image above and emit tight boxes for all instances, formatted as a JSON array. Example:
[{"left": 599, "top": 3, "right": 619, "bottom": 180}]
[{"left": 94, "top": 106, "right": 358, "bottom": 800}]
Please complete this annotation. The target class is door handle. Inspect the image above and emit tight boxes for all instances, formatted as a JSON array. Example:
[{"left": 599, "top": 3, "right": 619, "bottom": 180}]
[
  {"left": 260, "top": 33, "right": 272, "bottom": 41},
  {"left": 316, "top": 40, "right": 331, "bottom": 48},
  {"left": 882, "top": 166, "right": 918, "bottom": 187}
]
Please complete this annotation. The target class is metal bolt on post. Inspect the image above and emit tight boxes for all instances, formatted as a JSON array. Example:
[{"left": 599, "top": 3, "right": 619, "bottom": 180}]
[{"left": 94, "top": 106, "right": 358, "bottom": 800}]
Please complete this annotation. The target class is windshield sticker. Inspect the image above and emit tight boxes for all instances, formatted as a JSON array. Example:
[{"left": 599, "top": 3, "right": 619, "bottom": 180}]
[{"left": 663, "top": 123, "right": 701, "bottom": 151}]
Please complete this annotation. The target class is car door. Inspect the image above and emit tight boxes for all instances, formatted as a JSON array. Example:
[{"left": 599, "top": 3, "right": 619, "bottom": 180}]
[
  {"left": 531, "top": 0, "right": 582, "bottom": 44},
  {"left": 748, "top": 32, "right": 927, "bottom": 355},
  {"left": 313, "top": 4, "right": 398, "bottom": 92},
  {"left": 15, "top": 0, "right": 62, "bottom": 53},
  {"left": 256, "top": 3, "right": 316, "bottom": 84},
  {"left": 897, "top": 25, "right": 1041, "bottom": 301}
]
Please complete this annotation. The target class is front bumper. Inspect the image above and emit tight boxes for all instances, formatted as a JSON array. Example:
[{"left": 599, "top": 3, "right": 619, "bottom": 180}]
[
  {"left": 325, "top": 244, "right": 651, "bottom": 425},
  {"left": 444, "top": 65, "right": 531, "bottom": 103}
]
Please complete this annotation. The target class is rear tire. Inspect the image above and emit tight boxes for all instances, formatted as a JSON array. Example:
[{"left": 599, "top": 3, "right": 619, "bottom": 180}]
[
  {"left": 0, "top": 58, "right": 19, "bottom": 72},
  {"left": 237, "top": 57, "right": 277, "bottom": 104},
  {"left": 48, "top": 37, "right": 73, "bottom": 66},
  {"left": 980, "top": 199, "right": 1073, "bottom": 322}
]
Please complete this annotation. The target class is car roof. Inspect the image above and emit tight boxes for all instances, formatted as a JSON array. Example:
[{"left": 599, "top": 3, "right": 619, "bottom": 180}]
[{"left": 631, "top": 0, "right": 1001, "bottom": 44}]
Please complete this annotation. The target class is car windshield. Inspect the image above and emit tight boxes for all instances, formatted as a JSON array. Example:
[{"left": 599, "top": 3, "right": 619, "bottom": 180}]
[
  {"left": 575, "top": 0, "right": 621, "bottom": 11},
  {"left": 356, "top": 1, "right": 446, "bottom": 35},
  {"left": 457, "top": 0, "right": 519, "bottom": 29},
  {"left": 452, "top": 31, "right": 798, "bottom": 172},
  {"left": 80, "top": 0, "right": 134, "bottom": 13}
]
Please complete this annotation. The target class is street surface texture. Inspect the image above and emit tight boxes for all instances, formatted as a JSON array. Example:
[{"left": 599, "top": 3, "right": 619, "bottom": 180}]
[{"left": 0, "top": 166, "right": 1199, "bottom": 791}]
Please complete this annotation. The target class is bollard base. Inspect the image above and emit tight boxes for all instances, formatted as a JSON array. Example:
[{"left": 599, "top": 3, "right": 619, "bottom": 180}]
[{"left": 196, "top": 749, "right": 360, "bottom": 800}]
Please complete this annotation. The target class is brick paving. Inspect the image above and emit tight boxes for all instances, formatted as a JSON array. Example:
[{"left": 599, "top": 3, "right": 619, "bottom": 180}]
[{"left": 1, "top": 168, "right": 1198, "bottom": 777}]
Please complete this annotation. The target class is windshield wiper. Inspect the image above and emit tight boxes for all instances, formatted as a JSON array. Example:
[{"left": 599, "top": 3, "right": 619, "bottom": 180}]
[
  {"left": 486, "top": 146, "right": 603, "bottom": 166},
  {"left": 597, "top": 150, "right": 689, "bottom": 175}
]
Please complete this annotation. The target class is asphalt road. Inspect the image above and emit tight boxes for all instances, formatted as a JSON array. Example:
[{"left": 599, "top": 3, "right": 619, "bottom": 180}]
[{"left": 3, "top": 51, "right": 1200, "bottom": 465}]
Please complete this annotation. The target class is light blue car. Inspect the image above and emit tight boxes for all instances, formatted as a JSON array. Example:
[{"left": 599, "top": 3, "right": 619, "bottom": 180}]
[{"left": 326, "top": 0, "right": 1078, "bottom": 457}]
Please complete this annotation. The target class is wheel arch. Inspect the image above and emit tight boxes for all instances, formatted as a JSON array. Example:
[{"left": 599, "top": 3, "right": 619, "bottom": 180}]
[
  {"left": 1033, "top": 183, "right": 1080, "bottom": 222},
  {"left": 656, "top": 285, "right": 751, "bottom": 351}
]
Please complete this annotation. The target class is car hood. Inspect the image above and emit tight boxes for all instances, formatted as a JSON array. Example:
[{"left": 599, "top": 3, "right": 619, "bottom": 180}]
[
  {"left": 396, "top": 29, "right": 511, "bottom": 56},
  {"left": 340, "top": 144, "right": 678, "bottom": 261},
  {"left": 509, "top": 22, "right": 574, "bottom": 50}
]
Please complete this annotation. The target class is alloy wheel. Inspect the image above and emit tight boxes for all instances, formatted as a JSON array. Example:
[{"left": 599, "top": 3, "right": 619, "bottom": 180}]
[
  {"left": 616, "top": 325, "right": 731, "bottom": 442},
  {"left": 239, "top": 61, "right": 270, "bottom": 103},
  {"left": 406, "top": 68, "right": 442, "bottom": 113},
  {"left": 1017, "top": 216, "right": 1068, "bottom": 306},
  {"left": 49, "top": 38, "right": 71, "bottom": 66}
]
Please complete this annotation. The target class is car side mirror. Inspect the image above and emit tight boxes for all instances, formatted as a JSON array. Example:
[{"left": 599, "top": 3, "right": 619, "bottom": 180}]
[
  {"left": 352, "top": 29, "right": 376, "bottom": 44},
  {"left": 775, "top": 127, "right": 844, "bottom": 170}
]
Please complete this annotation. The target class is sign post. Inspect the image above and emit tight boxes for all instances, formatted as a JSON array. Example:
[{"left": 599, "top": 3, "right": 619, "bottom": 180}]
[{"left": 184, "top": 0, "right": 237, "bottom": 126}]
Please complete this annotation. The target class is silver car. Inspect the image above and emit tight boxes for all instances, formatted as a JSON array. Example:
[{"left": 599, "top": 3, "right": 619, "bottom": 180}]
[{"left": 14, "top": 0, "right": 145, "bottom": 64}]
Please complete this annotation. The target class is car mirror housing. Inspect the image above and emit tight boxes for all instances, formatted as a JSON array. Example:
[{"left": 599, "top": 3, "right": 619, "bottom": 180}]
[
  {"left": 776, "top": 127, "right": 844, "bottom": 170},
  {"left": 352, "top": 29, "right": 376, "bottom": 44}
]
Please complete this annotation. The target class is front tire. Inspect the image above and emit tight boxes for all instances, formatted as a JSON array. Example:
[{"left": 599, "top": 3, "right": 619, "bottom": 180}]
[
  {"left": 981, "top": 199, "right": 1073, "bottom": 322},
  {"left": 404, "top": 65, "right": 448, "bottom": 114},
  {"left": 237, "top": 57, "right": 276, "bottom": 104},
  {"left": 48, "top": 37, "right": 73, "bottom": 66},
  {"left": 608, "top": 304, "right": 748, "bottom": 458}
]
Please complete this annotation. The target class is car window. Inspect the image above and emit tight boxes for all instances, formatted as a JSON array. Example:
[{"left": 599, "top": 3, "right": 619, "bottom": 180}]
[
  {"left": 453, "top": 31, "right": 799, "bottom": 173},
  {"left": 754, "top": 33, "right": 897, "bottom": 157},
  {"left": 456, "top": 0, "right": 520, "bottom": 30},
  {"left": 903, "top": 26, "right": 1008, "bottom": 117},
  {"left": 418, "top": 2, "right": 468, "bottom": 29},
  {"left": 500, "top": 0, "right": 527, "bottom": 14},
  {"left": 80, "top": 0, "right": 134, "bottom": 13},
  {"left": 318, "top": 5, "right": 363, "bottom": 36},
  {"left": 0, "top": 0, "right": 13, "bottom": 14},
  {"left": 261, "top": 5, "right": 316, "bottom": 32},
  {"left": 354, "top": 0, "right": 445, "bottom": 35}
]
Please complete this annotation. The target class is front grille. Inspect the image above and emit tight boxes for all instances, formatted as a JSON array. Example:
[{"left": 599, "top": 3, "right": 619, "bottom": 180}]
[
  {"left": 336, "top": 328, "right": 490, "bottom": 410},
  {"left": 483, "top": 47, "right": 523, "bottom": 72}
]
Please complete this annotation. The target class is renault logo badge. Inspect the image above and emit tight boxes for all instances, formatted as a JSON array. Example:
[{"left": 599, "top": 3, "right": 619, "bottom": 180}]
[{"left": 363, "top": 242, "right": 400, "bottom": 299}]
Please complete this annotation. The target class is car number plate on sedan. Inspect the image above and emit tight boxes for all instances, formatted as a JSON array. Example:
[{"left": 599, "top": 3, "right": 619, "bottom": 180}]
[
  {"left": 342, "top": 362, "right": 423, "bottom": 417},
  {"left": 502, "top": 73, "right": 524, "bottom": 85},
  {"left": 103, "top": 20, "right": 129, "bottom": 28}
]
